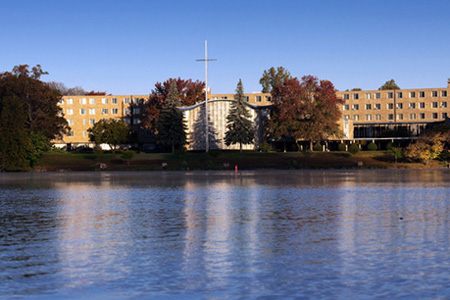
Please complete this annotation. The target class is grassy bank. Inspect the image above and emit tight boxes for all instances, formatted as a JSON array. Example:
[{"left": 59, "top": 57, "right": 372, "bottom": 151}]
[{"left": 33, "top": 150, "right": 447, "bottom": 172}]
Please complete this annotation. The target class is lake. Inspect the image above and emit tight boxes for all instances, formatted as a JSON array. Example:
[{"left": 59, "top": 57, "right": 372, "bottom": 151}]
[{"left": 1, "top": 170, "right": 450, "bottom": 299}]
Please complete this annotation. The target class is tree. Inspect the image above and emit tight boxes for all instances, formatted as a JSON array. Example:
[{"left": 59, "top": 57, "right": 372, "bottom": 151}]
[
  {"left": 156, "top": 81, "right": 187, "bottom": 153},
  {"left": 269, "top": 75, "right": 343, "bottom": 150},
  {"left": 88, "top": 119, "right": 130, "bottom": 151},
  {"left": 405, "top": 131, "right": 448, "bottom": 164},
  {"left": 224, "top": 79, "right": 255, "bottom": 152},
  {"left": 259, "top": 66, "right": 292, "bottom": 93},
  {"left": 379, "top": 79, "right": 400, "bottom": 90},
  {"left": 143, "top": 78, "right": 204, "bottom": 135}
]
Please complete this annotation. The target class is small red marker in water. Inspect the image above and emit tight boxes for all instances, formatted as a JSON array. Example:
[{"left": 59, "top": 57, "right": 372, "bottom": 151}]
[{"left": 235, "top": 165, "right": 238, "bottom": 173}]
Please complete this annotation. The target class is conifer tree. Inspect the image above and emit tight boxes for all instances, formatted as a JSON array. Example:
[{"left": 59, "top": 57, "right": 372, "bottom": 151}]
[
  {"left": 156, "top": 81, "right": 187, "bottom": 153},
  {"left": 224, "top": 79, "right": 255, "bottom": 152}
]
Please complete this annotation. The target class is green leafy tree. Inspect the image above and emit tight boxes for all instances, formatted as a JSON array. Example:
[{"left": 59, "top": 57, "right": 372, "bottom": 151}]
[
  {"left": 389, "top": 147, "right": 404, "bottom": 163},
  {"left": 156, "top": 81, "right": 187, "bottom": 153},
  {"left": 224, "top": 79, "right": 255, "bottom": 152},
  {"left": 379, "top": 79, "right": 400, "bottom": 90},
  {"left": 88, "top": 119, "right": 130, "bottom": 151},
  {"left": 259, "top": 66, "right": 292, "bottom": 93},
  {"left": 269, "top": 75, "right": 344, "bottom": 150}
]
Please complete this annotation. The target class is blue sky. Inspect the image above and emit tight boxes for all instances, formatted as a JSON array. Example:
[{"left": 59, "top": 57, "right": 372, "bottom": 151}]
[{"left": 1, "top": 0, "right": 450, "bottom": 94}]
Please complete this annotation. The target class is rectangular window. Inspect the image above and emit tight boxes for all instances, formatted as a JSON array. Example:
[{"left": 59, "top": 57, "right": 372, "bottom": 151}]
[
  {"left": 133, "top": 119, "right": 139, "bottom": 125},
  {"left": 80, "top": 98, "right": 87, "bottom": 104},
  {"left": 67, "top": 130, "right": 74, "bottom": 137},
  {"left": 365, "top": 114, "right": 372, "bottom": 121},
  {"left": 365, "top": 104, "right": 372, "bottom": 110},
  {"left": 397, "top": 92, "right": 403, "bottom": 98},
  {"left": 419, "top": 91, "right": 425, "bottom": 98},
  {"left": 419, "top": 102, "right": 425, "bottom": 109},
  {"left": 343, "top": 94, "right": 349, "bottom": 100},
  {"left": 387, "top": 92, "right": 393, "bottom": 99},
  {"left": 102, "top": 108, "right": 109, "bottom": 115},
  {"left": 266, "top": 96, "right": 272, "bottom": 102},
  {"left": 432, "top": 91, "right": 438, "bottom": 97},
  {"left": 58, "top": 99, "right": 64, "bottom": 105},
  {"left": 409, "top": 102, "right": 416, "bottom": 109},
  {"left": 124, "top": 118, "right": 131, "bottom": 125},
  {"left": 83, "top": 119, "right": 87, "bottom": 125},
  {"left": 133, "top": 98, "right": 140, "bottom": 104},
  {"left": 375, "top": 93, "right": 381, "bottom": 99},
  {"left": 89, "top": 119, "right": 96, "bottom": 125},
  {"left": 353, "top": 115, "right": 359, "bottom": 121},
  {"left": 410, "top": 113, "right": 416, "bottom": 120},
  {"left": 352, "top": 104, "right": 359, "bottom": 110},
  {"left": 67, "top": 119, "right": 74, "bottom": 125},
  {"left": 353, "top": 94, "right": 359, "bottom": 100},
  {"left": 102, "top": 98, "right": 108, "bottom": 104},
  {"left": 256, "top": 96, "right": 262, "bottom": 102},
  {"left": 245, "top": 96, "right": 249, "bottom": 102},
  {"left": 432, "top": 102, "right": 438, "bottom": 108},
  {"left": 442, "top": 112, "right": 448, "bottom": 119},
  {"left": 344, "top": 115, "right": 350, "bottom": 120},
  {"left": 67, "top": 98, "right": 73, "bottom": 104},
  {"left": 89, "top": 108, "right": 96, "bottom": 115},
  {"left": 375, "top": 114, "right": 381, "bottom": 121},
  {"left": 432, "top": 113, "right": 438, "bottom": 119},
  {"left": 111, "top": 108, "right": 118, "bottom": 114},
  {"left": 441, "top": 102, "right": 448, "bottom": 108},
  {"left": 396, "top": 103, "right": 403, "bottom": 109},
  {"left": 365, "top": 93, "right": 371, "bottom": 100},
  {"left": 124, "top": 108, "right": 131, "bottom": 115},
  {"left": 83, "top": 131, "right": 87, "bottom": 137},
  {"left": 442, "top": 91, "right": 448, "bottom": 97},
  {"left": 343, "top": 105, "right": 349, "bottom": 111},
  {"left": 112, "top": 98, "right": 118, "bottom": 104},
  {"left": 89, "top": 98, "right": 96, "bottom": 104},
  {"left": 387, "top": 103, "right": 394, "bottom": 109},
  {"left": 66, "top": 108, "right": 73, "bottom": 115},
  {"left": 388, "top": 114, "right": 394, "bottom": 120},
  {"left": 374, "top": 103, "right": 381, "bottom": 110},
  {"left": 409, "top": 92, "right": 416, "bottom": 98},
  {"left": 420, "top": 113, "right": 426, "bottom": 120},
  {"left": 124, "top": 98, "right": 130, "bottom": 104},
  {"left": 397, "top": 114, "right": 403, "bottom": 120},
  {"left": 133, "top": 108, "right": 140, "bottom": 115},
  {"left": 80, "top": 108, "right": 86, "bottom": 115}
]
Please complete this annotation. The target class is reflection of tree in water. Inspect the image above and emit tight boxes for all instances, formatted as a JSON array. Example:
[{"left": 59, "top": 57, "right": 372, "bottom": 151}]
[{"left": 190, "top": 106, "right": 219, "bottom": 150}]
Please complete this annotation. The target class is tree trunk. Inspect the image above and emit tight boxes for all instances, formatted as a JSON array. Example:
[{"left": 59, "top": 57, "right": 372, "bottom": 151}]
[
  {"left": 310, "top": 141, "right": 313, "bottom": 151},
  {"left": 240, "top": 142, "right": 242, "bottom": 153},
  {"left": 172, "top": 144, "right": 175, "bottom": 153}
]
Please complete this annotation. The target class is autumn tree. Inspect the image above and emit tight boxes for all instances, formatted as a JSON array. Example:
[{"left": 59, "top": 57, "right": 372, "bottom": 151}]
[
  {"left": 379, "top": 79, "right": 400, "bottom": 90},
  {"left": 269, "top": 75, "right": 343, "bottom": 150},
  {"left": 156, "top": 81, "right": 187, "bottom": 153},
  {"left": 88, "top": 119, "right": 130, "bottom": 151},
  {"left": 405, "top": 130, "right": 449, "bottom": 164},
  {"left": 47, "top": 81, "right": 88, "bottom": 95},
  {"left": 224, "top": 79, "right": 255, "bottom": 152},
  {"left": 143, "top": 78, "right": 204, "bottom": 135},
  {"left": 259, "top": 66, "right": 292, "bottom": 93}
]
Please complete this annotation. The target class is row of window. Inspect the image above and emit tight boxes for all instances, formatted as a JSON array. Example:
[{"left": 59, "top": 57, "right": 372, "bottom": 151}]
[
  {"left": 344, "top": 112, "right": 448, "bottom": 121},
  {"left": 211, "top": 96, "right": 272, "bottom": 102},
  {"left": 343, "top": 90, "right": 448, "bottom": 100},
  {"left": 65, "top": 108, "right": 141, "bottom": 115},
  {"left": 343, "top": 101, "right": 448, "bottom": 111},
  {"left": 61, "top": 97, "right": 145, "bottom": 105}
]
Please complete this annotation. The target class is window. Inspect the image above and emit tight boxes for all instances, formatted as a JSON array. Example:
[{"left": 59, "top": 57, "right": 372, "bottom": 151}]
[
  {"left": 388, "top": 114, "right": 394, "bottom": 120},
  {"left": 409, "top": 92, "right": 416, "bottom": 98},
  {"left": 375, "top": 93, "right": 381, "bottom": 99},
  {"left": 58, "top": 99, "right": 64, "bottom": 105},
  {"left": 245, "top": 96, "right": 249, "bottom": 102},
  {"left": 67, "top": 130, "right": 74, "bottom": 137},
  {"left": 266, "top": 96, "right": 272, "bottom": 102},
  {"left": 133, "top": 119, "right": 139, "bottom": 125},
  {"left": 419, "top": 102, "right": 425, "bottom": 109},
  {"left": 80, "top": 108, "right": 86, "bottom": 115},
  {"left": 432, "top": 102, "right": 438, "bottom": 108},
  {"left": 79, "top": 98, "right": 87, "bottom": 104},
  {"left": 442, "top": 112, "right": 448, "bottom": 119},
  {"left": 365, "top": 93, "right": 371, "bottom": 100},
  {"left": 111, "top": 108, "right": 118, "bottom": 114},
  {"left": 397, "top": 92, "right": 403, "bottom": 98},
  {"left": 409, "top": 113, "right": 416, "bottom": 120},
  {"left": 343, "top": 105, "right": 349, "bottom": 111},
  {"left": 431, "top": 91, "right": 438, "bottom": 97},
  {"left": 89, "top": 119, "right": 96, "bottom": 125},
  {"left": 344, "top": 115, "right": 350, "bottom": 120},
  {"left": 352, "top": 104, "right": 359, "bottom": 110},
  {"left": 396, "top": 103, "right": 403, "bottom": 109},
  {"left": 409, "top": 103, "right": 416, "bottom": 109},
  {"left": 432, "top": 113, "right": 438, "bottom": 119},
  {"left": 89, "top": 108, "right": 96, "bottom": 115},
  {"left": 353, "top": 115, "right": 359, "bottom": 121},
  {"left": 83, "top": 119, "right": 87, "bottom": 125},
  {"left": 441, "top": 102, "right": 448, "bottom": 108},
  {"left": 66, "top": 108, "right": 73, "bottom": 115},
  {"left": 67, "top": 119, "right": 74, "bottom": 125},
  {"left": 124, "top": 118, "right": 131, "bottom": 125},
  {"left": 375, "top": 114, "right": 381, "bottom": 121},
  {"left": 343, "top": 94, "right": 349, "bottom": 100},
  {"left": 420, "top": 113, "right": 426, "bottom": 120},
  {"left": 387, "top": 92, "right": 393, "bottom": 99},
  {"left": 133, "top": 108, "right": 140, "bottom": 115},
  {"left": 419, "top": 91, "right": 425, "bottom": 98},
  {"left": 365, "top": 104, "right": 372, "bottom": 110},
  {"left": 365, "top": 114, "right": 372, "bottom": 121},
  {"left": 397, "top": 114, "right": 403, "bottom": 120},
  {"left": 83, "top": 131, "right": 87, "bottom": 137},
  {"left": 67, "top": 98, "right": 73, "bottom": 104},
  {"left": 124, "top": 108, "right": 131, "bottom": 115},
  {"left": 387, "top": 103, "right": 394, "bottom": 109},
  {"left": 111, "top": 98, "right": 118, "bottom": 104},
  {"left": 102, "top": 98, "right": 108, "bottom": 104},
  {"left": 374, "top": 103, "right": 381, "bottom": 110},
  {"left": 256, "top": 96, "right": 262, "bottom": 102},
  {"left": 89, "top": 98, "right": 96, "bottom": 104},
  {"left": 223, "top": 96, "right": 228, "bottom": 99},
  {"left": 133, "top": 98, "right": 140, "bottom": 104},
  {"left": 442, "top": 91, "right": 448, "bottom": 97},
  {"left": 353, "top": 94, "right": 359, "bottom": 100},
  {"left": 102, "top": 108, "right": 109, "bottom": 115},
  {"left": 124, "top": 98, "right": 130, "bottom": 104}
]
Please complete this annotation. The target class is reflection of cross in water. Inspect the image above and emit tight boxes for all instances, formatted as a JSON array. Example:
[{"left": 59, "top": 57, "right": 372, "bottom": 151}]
[{"left": 196, "top": 40, "right": 217, "bottom": 153}]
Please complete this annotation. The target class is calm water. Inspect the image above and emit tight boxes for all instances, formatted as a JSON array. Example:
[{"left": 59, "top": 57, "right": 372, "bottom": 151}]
[{"left": 1, "top": 170, "right": 450, "bottom": 299}]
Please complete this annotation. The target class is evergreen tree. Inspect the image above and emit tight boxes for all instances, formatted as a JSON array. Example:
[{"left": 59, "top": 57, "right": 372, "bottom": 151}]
[
  {"left": 379, "top": 79, "right": 400, "bottom": 90},
  {"left": 156, "top": 81, "right": 187, "bottom": 153},
  {"left": 224, "top": 79, "right": 255, "bottom": 152}
]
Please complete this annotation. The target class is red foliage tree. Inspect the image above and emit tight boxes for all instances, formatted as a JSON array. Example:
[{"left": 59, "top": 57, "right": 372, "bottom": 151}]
[{"left": 270, "top": 75, "right": 343, "bottom": 147}]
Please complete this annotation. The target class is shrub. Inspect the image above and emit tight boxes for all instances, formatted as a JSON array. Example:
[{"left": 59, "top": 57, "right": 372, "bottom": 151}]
[
  {"left": 120, "top": 150, "right": 135, "bottom": 161},
  {"left": 338, "top": 143, "right": 347, "bottom": 151},
  {"left": 367, "top": 142, "right": 377, "bottom": 151},
  {"left": 386, "top": 142, "right": 394, "bottom": 150},
  {"left": 313, "top": 143, "right": 323, "bottom": 152},
  {"left": 258, "top": 142, "right": 272, "bottom": 152},
  {"left": 348, "top": 143, "right": 360, "bottom": 154},
  {"left": 389, "top": 147, "right": 404, "bottom": 163}
]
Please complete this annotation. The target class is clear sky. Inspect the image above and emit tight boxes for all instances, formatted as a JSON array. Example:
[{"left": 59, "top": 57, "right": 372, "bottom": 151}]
[{"left": 1, "top": 0, "right": 450, "bottom": 95}]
